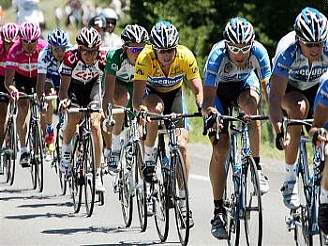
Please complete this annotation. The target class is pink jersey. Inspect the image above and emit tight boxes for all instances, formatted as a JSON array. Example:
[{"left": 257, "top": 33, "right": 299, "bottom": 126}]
[
  {"left": 6, "top": 39, "right": 47, "bottom": 78},
  {"left": 0, "top": 40, "right": 7, "bottom": 77}
]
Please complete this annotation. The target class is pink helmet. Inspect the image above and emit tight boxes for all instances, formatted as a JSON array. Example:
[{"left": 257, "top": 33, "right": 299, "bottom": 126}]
[
  {"left": 1, "top": 23, "right": 19, "bottom": 42},
  {"left": 19, "top": 22, "right": 41, "bottom": 42}
]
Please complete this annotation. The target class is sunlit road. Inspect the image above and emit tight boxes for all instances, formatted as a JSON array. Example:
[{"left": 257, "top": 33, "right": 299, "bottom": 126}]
[{"left": 0, "top": 143, "right": 323, "bottom": 245}]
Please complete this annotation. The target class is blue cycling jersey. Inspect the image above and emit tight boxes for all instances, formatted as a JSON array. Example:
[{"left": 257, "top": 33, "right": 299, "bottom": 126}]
[
  {"left": 37, "top": 46, "right": 64, "bottom": 88},
  {"left": 204, "top": 40, "right": 271, "bottom": 87},
  {"left": 313, "top": 73, "right": 328, "bottom": 128},
  {"left": 272, "top": 31, "right": 328, "bottom": 90}
]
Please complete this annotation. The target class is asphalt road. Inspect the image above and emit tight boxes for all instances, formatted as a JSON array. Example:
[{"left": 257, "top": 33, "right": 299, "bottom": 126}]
[{"left": 0, "top": 143, "right": 323, "bottom": 245}]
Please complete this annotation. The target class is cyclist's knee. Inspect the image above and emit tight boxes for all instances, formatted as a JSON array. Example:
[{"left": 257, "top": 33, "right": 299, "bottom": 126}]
[
  {"left": 90, "top": 113, "right": 102, "bottom": 130},
  {"left": 114, "top": 88, "right": 129, "bottom": 106},
  {"left": 143, "top": 94, "right": 164, "bottom": 114}
]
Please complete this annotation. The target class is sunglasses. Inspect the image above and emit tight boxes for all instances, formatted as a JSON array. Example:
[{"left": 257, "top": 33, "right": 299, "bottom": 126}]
[
  {"left": 154, "top": 47, "right": 176, "bottom": 54},
  {"left": 300, "top": 40, "right": 324, "bottom": 48},
  {"left": 126, "top": 46, "right": 144, "bottom": 54},
  {"left": 80, "top": 48, "right": 99, "bottom": 56},
  {"left": 227, "top": 43, "right": 252, "bottom": 54},
  {"left": 22, "top": 39, "right": 37, "bottom": 44},
  {"left": 51, "top": 46, "right": 66, "bottom": 53},
  {"left": 106, "top": 19, "right": 116, "bottom": 25}
]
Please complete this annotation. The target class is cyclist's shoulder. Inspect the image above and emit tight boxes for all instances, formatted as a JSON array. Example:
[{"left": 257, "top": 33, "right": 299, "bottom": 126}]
[
  {"left": 62, "top": 49, "right": 79, "bottom": 67},
  {"left": 136, "top": 45, "right": 153, "bottom": 66},
  {"left": 176, "top": 45, "right": 197, "bottom": 61},
  {"left": 274, "top": 31, "right": 298, "bottom": 61},
  {"left": 106, "top": 47, "right": 124, "bottom": 62},
  {"left": 251, "top": 40, "right": 269, "bottom": 57}
]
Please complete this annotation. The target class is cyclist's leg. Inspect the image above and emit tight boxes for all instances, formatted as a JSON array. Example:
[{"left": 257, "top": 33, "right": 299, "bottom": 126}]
[
  {"left": 142, "top": 90, "right": 164, "bottom": 183},
  {"left": 238, "top": 73, "right": 269, "bottom": 194},
  {"left": 0, "top": 76, "right": 8, "bottom": 145},
  {"left": 209, "top": 95, "right": 230, "bottom": 240},
  {"left": 43, "top": 80, "right": 56, "bottom": 150},
  {"left": 320, "top": 151, "right": 328, "bottom": 234},
  {"left": 280, "top": 84, "right": 312, "bottom": 209}
]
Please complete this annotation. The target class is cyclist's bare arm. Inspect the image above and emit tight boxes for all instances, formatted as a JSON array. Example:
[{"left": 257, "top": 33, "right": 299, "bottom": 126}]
[
  {"left": 269, "top": 74, "right": 288, "bottom": 133},
  {"left": 103, "top": 72, "right": 115, "bottom": 113},
  {"left": 189, "top": 77, "right": 203, "bottom": 108},
  {"left": 133, "top": 79, "right": 147, "bottom": 110},
  {"left": 59, "top": 74, "right": 71, "bottom": 101},
  {"left": 202, "top": 85, "right": 217, "bottom": 115},
  {"left": 261, "top": 79, "right": 269, "bottom": 103},
  {"left": 36, "top": 73, "right": 46, "bottom": 99},
  {"left": 309, "top": 104, "right": 328, "bottom": 141}
]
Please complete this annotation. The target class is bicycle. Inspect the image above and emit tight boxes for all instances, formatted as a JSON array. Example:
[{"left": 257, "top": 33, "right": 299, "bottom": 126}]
[
  {"left": 281, "top": 117, "right": 328, "bottom": 245},
  {"left": 67, "top": 102, "right": 101, "bottom": 217},
  {"left": 203, "top": 110, "right": 268, "bottom": 246},
  {"left": 143, "top": 112, "right": 201, "bottom": 246},
  {"left": 104, "top": 104, "right": 147, "bottom": 230},
  {"left": 0, "top": 92, "right": 17, "bottom": 186}
]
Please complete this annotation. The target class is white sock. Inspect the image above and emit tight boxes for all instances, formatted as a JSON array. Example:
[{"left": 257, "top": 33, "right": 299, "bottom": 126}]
[
  {"left": 96, "top": 168, "right": 101, "bottom": 176},
  {"left": 104, "top": 148, "right": 111, "bottom": 158},
  {"left": 144, "top": 145, "right": 155, "bottom": 162},
  {"left": 62, "top": 144, "right": 71, "bottom": 154},
  {"left": 112, "top": 134, "right": 121, "bottom": 153},
  {"left": 321, "top": 187, "right": 328, "bottom": 204},
  {"left": 284, "top": 163, "right": 297, "bottom": 182}
]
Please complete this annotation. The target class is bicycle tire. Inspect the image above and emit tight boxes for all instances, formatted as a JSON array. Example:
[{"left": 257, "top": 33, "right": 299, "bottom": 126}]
[
  {"left": 29, "top": 122, "right": 37, "bottom": 190},
  {"left": 34, "top": 123, "right": 44, "bottom": 192},
  {"left": 243, "top": 156, "right": 263, "bottom": 246},
  {"left": 173, "top": 149, "right": 190, "bottom": 246},
  {"left": 4, "top": 119, "right": 17, "bottom": 185},
  {"left": 55, "top": 124, "right": 67, "bottom": 195},
  {"left": 119, "top": 141, "right": 133, "bottom": 227},
  {"left": 84, "top": 134, "right": 96, "bottom": 217},
  {"left": 154, "top": 152, "right": 169, "bottom": 242},
  {"left": 224, "top": 139, "right": 240, "bottom": 246},
  {"left": 135, "top": 142, "right": 147, "bottom": 232},
  {"left": 71, "top": 136, "right": 82, "bottom": 213}
]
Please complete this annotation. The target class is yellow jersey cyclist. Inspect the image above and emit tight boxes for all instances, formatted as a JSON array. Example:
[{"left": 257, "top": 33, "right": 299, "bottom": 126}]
[
  {"left": 58, "top": 27, "right": 107, "bottom": 192},
  {"left": 203, "top": 17, "right": 271, "bottom": 239},
  {"left": 269, "top": 7, "right": 328, "bottom": 210},
  {"left": 133, "top": 20, "right": 203, "bottom": 227},
  {"left": 102, "top": 24, "right": 149, "bottom": 172}
]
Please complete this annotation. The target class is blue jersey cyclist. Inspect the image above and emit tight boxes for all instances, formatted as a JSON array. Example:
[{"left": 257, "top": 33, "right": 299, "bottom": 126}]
[
  {"left": 36, "top": 28, "right": 71, "bottom": 151},
  {"left": 202, "top": 17, "right": 271, "bottom": 240},
  {"left": 269, "top": 7, "right": 328, "bottom": 210},
  {"left": 309, "top": 73, "right": 328, "bottom": 235}
]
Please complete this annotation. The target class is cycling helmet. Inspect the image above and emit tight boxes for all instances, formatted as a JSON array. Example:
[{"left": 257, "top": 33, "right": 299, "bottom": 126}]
[
  {"left": 294, "top": 7, "right": 328, "bottom": 42},
  {"left": 88, "top": 15, "right": 107, "bottom": 30},
  {"left": 121, "top": 24, "right": 149, "bottom": 44},
  {"left": 150, "top": 21, "right": 179, "bottom": 49},
  {"left": 48, "top": 28, "right": 69, "bottom": 48},
  {"left": 1, "top": 23, "right": 19, "bottom": 42},
  {"left": 19, "top": 22, "right": 41, "bottom": 41},
  {"left": 76, "top": 27, "right": 102, "bottom": 49},
  {"left": 223, "top": 17, "right": 255, "bottom": 45},
  {"left": 100, "top": 8, "right": 118, "bottom": 21}
]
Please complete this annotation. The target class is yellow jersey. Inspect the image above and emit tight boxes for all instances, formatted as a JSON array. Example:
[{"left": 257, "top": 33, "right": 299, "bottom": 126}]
[{"left": 134, "top": 45, "right": 201, "bottom": 93}]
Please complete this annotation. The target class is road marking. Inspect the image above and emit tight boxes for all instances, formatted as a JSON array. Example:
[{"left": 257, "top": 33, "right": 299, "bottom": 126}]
[{"left": 190, "top": 174, "right": 210, "bottom": 182}]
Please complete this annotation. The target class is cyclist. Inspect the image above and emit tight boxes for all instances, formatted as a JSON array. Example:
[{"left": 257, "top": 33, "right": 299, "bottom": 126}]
[
  {"left": 4, "top": 22, "right": 47, "bottom": 167},
  {"left": 133, "top": 20, "right": 203, "bottom": 227},
  {"left": 102, "top": 24, "right": 149, "bottom": 172},
  {"left": 269, "top": 7, "right": 328, "bottom": 210},
  {"left": 36, "top": 28, "right": 71, "bottom": 152},
  {"left": 100, "top": 8, "right": 122, "bottom": 50},
  {"left": 0, "top": 23, "right": 19, "bottom": 146},
  {"left": 309, "top": 74, "right": 328, "bottom": 235},
  {"left": 203, "top": 17, "right": 271, "bottom": 239},
  {"left": 58, "top": 27, "right": 106, "bottom": 192}
]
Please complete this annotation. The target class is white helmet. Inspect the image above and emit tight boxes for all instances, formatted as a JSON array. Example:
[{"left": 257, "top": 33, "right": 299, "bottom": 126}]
[{"left": 100, "top": 8, "right": 118, "bottom": 20}]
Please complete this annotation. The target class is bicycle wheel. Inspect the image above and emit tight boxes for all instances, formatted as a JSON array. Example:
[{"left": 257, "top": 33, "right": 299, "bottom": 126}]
[
  {"left": 135, "top": 142, "right": 147, "bottom": 231},
  {"left": 224, "top": 158, "right": 241, "bottom": 246},
  {"left": 3, "top": 120, "right": 17, "bottom": 185},
  {"left": 84, "top": 135, "right": 96, "bottom": 217},
  {"left": 118, "top": 142, "right": 133, "bottom": 227},
  {"left": 173, "top": 150, "right": 189, "bottom": 246},
  {"left": 55, "top": 123, "right": 66, "bottom": 195},
  {"left": 34, "top": 123, "right": 44, "bottom": 192},
  {"left": 154, "top": 153, "right": 169, "bottom": 242},
  {"left": 243, "top": 156, "right": 263, "bottom": 246},
  {"left": 29, "top": 123, "right": 38, "bottom": 190},
  {"left": 71, "top": 138, "right": 82, "bottom": 213}
]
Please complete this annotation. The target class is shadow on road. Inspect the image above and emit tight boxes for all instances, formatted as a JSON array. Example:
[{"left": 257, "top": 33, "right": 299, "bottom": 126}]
[
  {"left": 5, "top": 212, "right": 75, "bottom": 220},
  {"left": 17, "top": 202, "right": 73, "bottom": 208},
  {"left": 0, "top": 188, "right": 33, "bottom": 193},
  {"left": 0, "top": 194, "right": 61, "bottom": 201},
  {"left": 42, "top": 226, "right": 141, "bottom": 235},
  {"left": 82, "top": 240, "right": 179, "bottom": 245}
]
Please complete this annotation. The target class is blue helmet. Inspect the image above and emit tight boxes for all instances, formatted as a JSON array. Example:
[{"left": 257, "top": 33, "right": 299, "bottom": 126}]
[
  {"left": 223, "top": 17, "right": 255, "bottom": 45},
  {"left": 47, "top": 28, "right": 70, "bottom": 48},
  {"left": 294, "top": 7, "right": 328, "bottom": 42}
]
